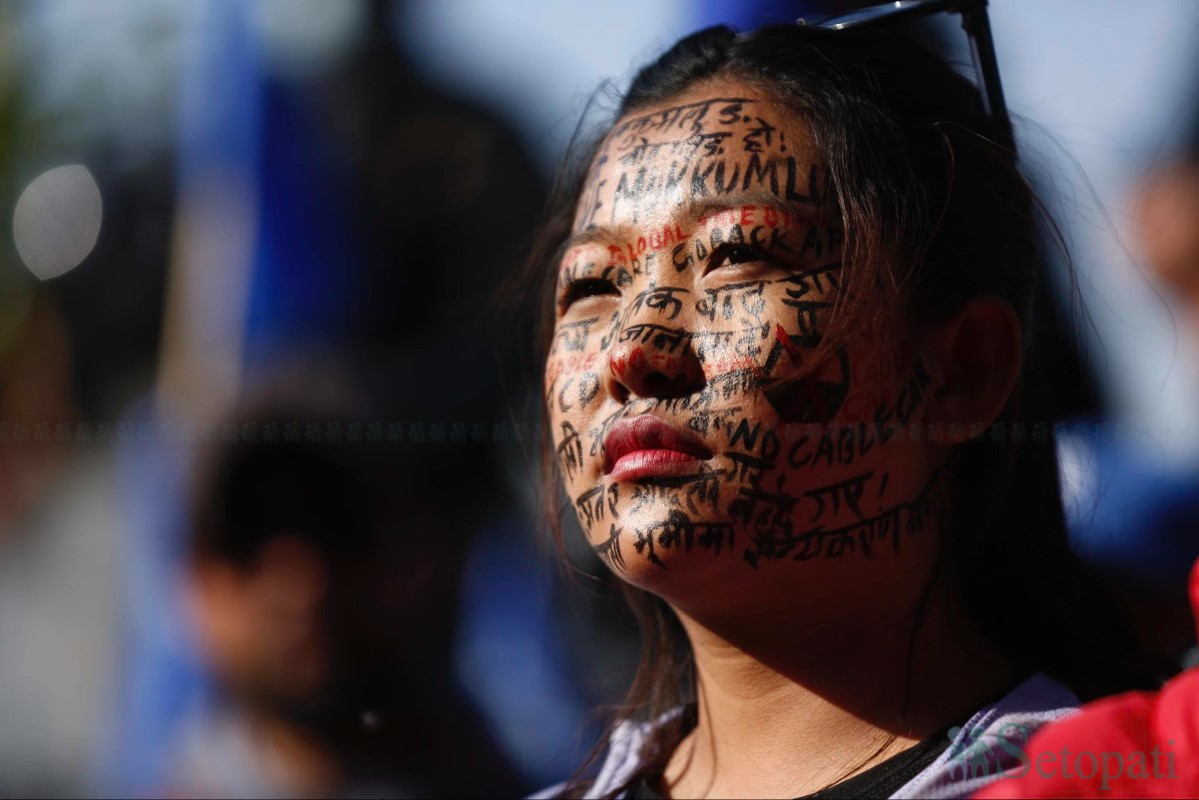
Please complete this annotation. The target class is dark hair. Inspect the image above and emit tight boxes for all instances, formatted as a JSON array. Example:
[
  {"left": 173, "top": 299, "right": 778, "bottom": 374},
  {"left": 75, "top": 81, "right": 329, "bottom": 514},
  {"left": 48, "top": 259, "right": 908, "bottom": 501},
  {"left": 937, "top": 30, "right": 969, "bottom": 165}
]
[
  {"left": 187, "top": 371, "right": 383, "bottom": 567},
  {"left": 520, "top": 24, "right": 1168, "bottom": 797},
  {"left": 188, "top": 358, "right": 492, "bottom": 568}
]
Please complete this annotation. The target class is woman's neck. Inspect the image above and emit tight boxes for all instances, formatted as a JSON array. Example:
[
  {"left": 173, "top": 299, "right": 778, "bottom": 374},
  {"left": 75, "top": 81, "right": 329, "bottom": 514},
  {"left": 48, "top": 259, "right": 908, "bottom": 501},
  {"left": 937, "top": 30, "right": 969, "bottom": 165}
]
[{"left": 662, "top": 585, "right": 1013, "bottom": 799}]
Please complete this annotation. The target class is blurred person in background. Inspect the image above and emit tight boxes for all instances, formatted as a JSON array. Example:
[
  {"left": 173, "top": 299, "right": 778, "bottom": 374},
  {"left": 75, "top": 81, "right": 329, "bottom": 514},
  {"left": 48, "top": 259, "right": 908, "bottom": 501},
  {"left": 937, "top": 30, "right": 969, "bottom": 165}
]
[
  {"left": 1052, "top": 84, "right": 1199, "bottom": 669},
  {"left": 169, "top": 367, "right": 523, "bottom": 798},
  {"left": 526, "top": 22, "right": 1168, "bottom": 799},
  {"left": 99, "top": 1, "right": 604, "bottom": 794}
]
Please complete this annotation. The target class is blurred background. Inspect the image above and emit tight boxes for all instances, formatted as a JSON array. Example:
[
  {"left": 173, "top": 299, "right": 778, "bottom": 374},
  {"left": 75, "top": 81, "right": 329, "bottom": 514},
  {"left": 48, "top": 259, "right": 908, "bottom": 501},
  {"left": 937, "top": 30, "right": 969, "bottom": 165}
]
[{"left": 0, "top": 0, "right": 1197, "bottom": 796}]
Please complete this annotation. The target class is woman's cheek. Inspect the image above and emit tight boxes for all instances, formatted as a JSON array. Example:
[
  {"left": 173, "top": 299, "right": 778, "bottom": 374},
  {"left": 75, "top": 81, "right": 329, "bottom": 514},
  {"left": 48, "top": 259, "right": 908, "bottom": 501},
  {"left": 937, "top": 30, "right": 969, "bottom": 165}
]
[
  {"left": 836, "top": 324, "right": 919, "bottom": 425},
  {"left": 839, "top": 349, "right": 895, "bottom": 423},
  {"left": 546, "top": 346, "right": 610, "bottom": 491},
  {"left": 549, "top": 363, "right": 603, "bottom": 419}
]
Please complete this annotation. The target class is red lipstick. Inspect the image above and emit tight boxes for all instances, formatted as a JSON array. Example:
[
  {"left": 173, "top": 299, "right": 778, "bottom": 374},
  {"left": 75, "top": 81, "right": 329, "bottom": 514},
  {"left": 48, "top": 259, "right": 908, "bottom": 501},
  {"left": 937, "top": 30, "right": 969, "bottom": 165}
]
[{"left": 603, "top": 415, "right": 712, "bottom": 482}]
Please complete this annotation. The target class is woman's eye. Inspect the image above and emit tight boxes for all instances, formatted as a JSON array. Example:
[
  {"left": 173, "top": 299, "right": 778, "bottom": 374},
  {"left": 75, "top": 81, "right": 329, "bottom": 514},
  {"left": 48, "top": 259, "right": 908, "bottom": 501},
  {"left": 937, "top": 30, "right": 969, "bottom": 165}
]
[
  {"left": 561, "top": 277, "right": 619, "bottom": 310},
  {"left": 708, "top": 243, "right": 768, "bottom": 272}
]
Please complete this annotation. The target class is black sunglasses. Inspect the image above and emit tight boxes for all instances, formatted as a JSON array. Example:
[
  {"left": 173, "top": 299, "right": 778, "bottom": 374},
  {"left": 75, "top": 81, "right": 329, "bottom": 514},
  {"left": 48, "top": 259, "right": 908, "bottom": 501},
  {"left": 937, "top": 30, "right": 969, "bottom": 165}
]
[{"left": 797, "top": 0, "right": 1014, "bottom": 152}]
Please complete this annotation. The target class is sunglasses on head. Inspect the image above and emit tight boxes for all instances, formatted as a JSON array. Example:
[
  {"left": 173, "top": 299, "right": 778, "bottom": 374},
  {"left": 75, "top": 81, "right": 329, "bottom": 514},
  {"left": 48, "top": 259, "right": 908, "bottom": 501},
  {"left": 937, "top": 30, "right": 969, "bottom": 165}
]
[{"left": 798, "top": 0, "right": 1013, "bottom": 152}]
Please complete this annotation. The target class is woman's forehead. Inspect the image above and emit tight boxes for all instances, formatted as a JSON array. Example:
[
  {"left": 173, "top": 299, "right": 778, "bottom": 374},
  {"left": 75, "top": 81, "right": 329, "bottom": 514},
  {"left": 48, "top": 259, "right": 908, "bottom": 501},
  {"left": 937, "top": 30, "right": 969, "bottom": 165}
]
[{"left": 574, "top": 80, "right": 827, "bottom": 234}]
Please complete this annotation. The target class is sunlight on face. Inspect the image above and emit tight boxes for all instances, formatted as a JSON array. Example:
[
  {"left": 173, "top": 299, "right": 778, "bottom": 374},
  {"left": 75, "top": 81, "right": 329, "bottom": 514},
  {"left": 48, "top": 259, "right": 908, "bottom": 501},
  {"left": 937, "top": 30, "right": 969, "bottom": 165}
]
[{"left": 546, "top": 80, "right": 946, "bottom": 610}]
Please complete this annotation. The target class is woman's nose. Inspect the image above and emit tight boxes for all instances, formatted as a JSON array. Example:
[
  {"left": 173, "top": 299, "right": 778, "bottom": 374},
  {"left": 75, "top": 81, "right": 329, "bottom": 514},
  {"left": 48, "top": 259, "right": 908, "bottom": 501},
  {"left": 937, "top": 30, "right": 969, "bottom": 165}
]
[{"left": 605, "top": 317, "right": 705, "bottom": 402}]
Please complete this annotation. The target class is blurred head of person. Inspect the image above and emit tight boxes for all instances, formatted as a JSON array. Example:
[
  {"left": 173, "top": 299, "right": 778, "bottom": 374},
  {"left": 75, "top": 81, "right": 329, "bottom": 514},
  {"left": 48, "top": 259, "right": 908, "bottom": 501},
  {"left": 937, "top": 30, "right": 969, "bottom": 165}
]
[
  {"left": 183, "top": 362, "right": 516, "bottom": 795},
  {"left": 187, "top": 429, "right": 425, "bottom": 737},
  {"left": 1137, "top": 157, "right": 1199, "bottom": 318}
]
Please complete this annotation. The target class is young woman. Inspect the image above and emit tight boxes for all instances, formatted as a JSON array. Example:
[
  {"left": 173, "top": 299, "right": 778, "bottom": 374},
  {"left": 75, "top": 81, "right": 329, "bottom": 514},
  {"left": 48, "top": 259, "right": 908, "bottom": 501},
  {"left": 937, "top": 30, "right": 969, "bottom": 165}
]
[{"left": 528, "top": 24, "right": 1162, "bottom": 799}]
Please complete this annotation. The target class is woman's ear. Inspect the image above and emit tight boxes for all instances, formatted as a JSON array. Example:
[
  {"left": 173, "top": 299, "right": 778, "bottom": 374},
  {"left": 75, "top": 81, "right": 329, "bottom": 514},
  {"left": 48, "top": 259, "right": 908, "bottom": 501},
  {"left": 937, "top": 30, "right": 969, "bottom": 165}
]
[{"left": 919, "top": 296, "right": 1022, "bottom": 443}]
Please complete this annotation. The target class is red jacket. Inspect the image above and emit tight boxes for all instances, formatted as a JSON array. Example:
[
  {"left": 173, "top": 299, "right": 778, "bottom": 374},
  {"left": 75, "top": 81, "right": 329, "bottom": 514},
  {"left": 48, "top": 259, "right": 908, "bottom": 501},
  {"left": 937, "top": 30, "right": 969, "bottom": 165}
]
[{"left": 975, "top": 562, "right": 1199, "bottom": 798}]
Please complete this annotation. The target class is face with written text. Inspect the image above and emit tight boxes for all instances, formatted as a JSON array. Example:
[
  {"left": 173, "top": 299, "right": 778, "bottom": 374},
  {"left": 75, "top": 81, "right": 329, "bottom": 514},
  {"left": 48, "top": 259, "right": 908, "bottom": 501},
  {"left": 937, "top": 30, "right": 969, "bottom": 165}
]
[{"left": 547, "top": 79, "right": 950, "bottom": 621}]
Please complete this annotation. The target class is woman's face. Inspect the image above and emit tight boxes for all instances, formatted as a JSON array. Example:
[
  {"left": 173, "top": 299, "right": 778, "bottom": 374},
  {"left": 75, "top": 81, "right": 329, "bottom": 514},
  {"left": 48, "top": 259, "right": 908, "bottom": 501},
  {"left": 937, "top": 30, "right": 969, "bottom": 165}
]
[{"left": 547, "top": 79, "right": 947, "bottom": 618}]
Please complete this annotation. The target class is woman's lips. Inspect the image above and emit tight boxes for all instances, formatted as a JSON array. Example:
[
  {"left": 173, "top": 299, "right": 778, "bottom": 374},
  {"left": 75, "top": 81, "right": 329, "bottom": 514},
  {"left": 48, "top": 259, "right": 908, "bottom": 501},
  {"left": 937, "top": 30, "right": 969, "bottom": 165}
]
[
  {"left": 608, "top": 449, "right": 704, "bottom": 481},
  {"left": 603, "top": 415, "right": 712, "bottom": 482}
]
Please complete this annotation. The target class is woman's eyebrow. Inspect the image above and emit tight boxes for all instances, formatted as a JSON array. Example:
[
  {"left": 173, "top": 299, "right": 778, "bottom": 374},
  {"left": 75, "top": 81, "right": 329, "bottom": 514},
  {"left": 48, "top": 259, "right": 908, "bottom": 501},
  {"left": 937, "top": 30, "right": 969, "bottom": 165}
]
[
  {"left": 552, "top": 226, "right": 633, "bottom": 274},
  {"left": 552, "top": 193, "right": 833, "bottom": 274},
  {"left": 681, "top": 194, "right": 822, "bottom": 227}
]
